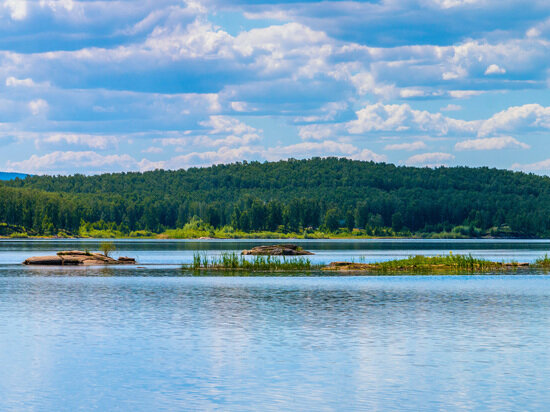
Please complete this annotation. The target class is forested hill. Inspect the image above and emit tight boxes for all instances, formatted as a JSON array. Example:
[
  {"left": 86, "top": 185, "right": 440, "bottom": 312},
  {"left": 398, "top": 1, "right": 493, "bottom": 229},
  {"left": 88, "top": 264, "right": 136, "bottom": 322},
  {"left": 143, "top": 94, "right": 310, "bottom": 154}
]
[{"left": 1, "top": 158, "right": 550, "bottom": 237}]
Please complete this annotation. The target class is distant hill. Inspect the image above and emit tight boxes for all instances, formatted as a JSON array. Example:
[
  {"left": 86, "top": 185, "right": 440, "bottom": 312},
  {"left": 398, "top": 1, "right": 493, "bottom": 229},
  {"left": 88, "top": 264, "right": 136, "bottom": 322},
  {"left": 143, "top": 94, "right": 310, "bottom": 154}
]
[
  {"left": 0, "top": 172, "right": 27, "bottom": 181},
  {"left": 1, "top": 158, "right": 550, "bottom": 237}
]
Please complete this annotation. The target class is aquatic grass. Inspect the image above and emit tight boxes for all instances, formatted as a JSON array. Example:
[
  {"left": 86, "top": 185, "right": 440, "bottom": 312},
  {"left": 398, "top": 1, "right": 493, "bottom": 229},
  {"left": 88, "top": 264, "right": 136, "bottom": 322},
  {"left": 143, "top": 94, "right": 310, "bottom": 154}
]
[
  {"left": 188, "top": 252, "right": 318, "bottom": 271},
  {"left": 372, "top": 254, "right": 505, "bottom": 272},
  {"left": 535, "top": 254, "right": 550, "bottom": 267}
]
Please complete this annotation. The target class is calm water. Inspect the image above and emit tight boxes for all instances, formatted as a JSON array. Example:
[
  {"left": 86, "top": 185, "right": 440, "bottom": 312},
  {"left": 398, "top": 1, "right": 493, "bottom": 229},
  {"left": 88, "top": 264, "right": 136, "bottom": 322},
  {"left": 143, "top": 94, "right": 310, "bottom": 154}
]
[{"left": 1, "top": 240, "right": 550, "bottom": 411}]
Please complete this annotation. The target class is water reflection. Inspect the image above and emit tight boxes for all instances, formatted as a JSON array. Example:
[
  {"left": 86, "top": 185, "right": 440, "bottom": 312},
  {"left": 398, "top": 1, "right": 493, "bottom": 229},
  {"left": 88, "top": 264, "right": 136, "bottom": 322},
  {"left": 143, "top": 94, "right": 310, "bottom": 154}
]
[{"left": 1, "top": 275, "right": 550, "bottom": 410}]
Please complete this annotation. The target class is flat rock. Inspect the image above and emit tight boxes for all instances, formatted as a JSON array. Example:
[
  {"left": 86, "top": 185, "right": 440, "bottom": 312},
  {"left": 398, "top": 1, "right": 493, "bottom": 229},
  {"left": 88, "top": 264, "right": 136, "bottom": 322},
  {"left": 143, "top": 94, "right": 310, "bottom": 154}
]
[
  {"left": 23, "top": 255, "right": 64, "bottom": 265},
  {"left": 23, "top": 250, "right": 136, "bottom": 266},
  {"left": 241, "top": 244, "right": 314, "bottom": 256}
]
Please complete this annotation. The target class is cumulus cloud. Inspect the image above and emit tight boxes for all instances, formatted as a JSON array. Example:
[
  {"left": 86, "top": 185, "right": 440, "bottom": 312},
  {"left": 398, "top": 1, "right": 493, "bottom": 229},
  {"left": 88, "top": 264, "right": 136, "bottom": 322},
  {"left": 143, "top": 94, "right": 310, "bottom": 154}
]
[
  {"left": 478, "top": 104, "right": 550, "bottom": 136},
  {"left": 455, "top": 136, "right": 530, "bottom": 150},
  {"left": 6, "top": 77, "right": 35, "bottom": 87},
  {"left": 385, "top": 141, "right": 428, "bottom": 151},
  {"left": 142, "top": 146, "right": 163, "bottom": 154},
  {"left": 4, "top": 0, "right": 27, "bottom": 20},
  {"left": 165, "top": 146, "right": 261, "bottom": 169},
  {"left": 1, "top": 0, "right": 550, "bottom": 174},
  {"left": 6, "top": 151, "right": 160, "bottom": 175},
  {"left": 28, "top": 99, "right": 48, "bottom": 116},
  {"left": 406, "top": 152, "right": 455, "bottom": 166},
  {"left": 441, "top": 104, "right": 462, "bottom": 112},
  {"left": 298, "top": 124, "right": 336, "bottom": 141},
  {"left": 42, "top": 133, "right": 115, "bottom": 150},
  {"left": 512, "top": 158, "right": 550, "bottom": 172},
  {"left": 346, "top": 103, "right": 475, "bottom": 135},
  {"left": 200, "top": 115, "right": 259, "bottom": 136},
  {"left": 485, "top": 64, "right": 506, "bottom": 75}
]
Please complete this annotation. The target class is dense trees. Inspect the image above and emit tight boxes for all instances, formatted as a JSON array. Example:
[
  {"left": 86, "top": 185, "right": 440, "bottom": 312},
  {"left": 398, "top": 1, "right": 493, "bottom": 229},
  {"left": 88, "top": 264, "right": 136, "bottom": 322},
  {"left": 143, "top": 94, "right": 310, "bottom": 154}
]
[{"left": 2, "top": 157, "right": 550, "bottom": 237}]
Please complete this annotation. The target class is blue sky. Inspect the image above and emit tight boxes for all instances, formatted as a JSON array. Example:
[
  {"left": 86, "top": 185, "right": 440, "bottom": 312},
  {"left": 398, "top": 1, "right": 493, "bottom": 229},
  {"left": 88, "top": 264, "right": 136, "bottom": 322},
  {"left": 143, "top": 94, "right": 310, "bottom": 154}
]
[{"left": 2, "top": 0, "right": 550, "bottom": 174}]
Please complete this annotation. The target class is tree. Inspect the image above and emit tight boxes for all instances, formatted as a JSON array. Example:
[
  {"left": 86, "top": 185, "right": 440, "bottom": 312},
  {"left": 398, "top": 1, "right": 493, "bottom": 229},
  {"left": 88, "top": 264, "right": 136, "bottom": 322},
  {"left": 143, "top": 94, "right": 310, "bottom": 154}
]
[
  {"left": 345, "top": 210, "right": 355, "bottom": 231},
  {"left": 392, "top": 212, "right": 404, "bottom": 232},
  {"left": 100, "top": 242, "right": 116, "bottom": 257},
  {"left": 324, "top": 209, "right": 340, "bottom": 232}
]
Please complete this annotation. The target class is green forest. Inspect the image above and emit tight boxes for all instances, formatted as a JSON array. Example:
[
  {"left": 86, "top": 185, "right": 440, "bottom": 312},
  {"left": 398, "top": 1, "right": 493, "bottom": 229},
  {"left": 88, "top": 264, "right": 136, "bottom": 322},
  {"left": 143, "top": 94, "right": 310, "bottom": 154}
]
[{"left": 1, "top": 157, "right": 549, "bottom": 238}]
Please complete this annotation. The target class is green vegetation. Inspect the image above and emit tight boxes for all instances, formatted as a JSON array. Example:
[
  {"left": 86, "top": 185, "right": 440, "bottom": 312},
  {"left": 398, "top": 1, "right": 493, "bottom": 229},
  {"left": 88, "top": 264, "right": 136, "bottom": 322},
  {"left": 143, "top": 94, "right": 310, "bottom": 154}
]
[
  {"left": 535, "top": 254, "right": 550, "bottom": 267},
  {"left": 188, "top": 252, "right": 317, "bottom": 271},
  {"left": 100, "top": 241, "right": 116, "bottom": 257},
  {"left": 367, "top": 254, "right": 511, "bottom": 271},
  {"left": 2, "top": 158, "right": 550, "bottom": 238}
]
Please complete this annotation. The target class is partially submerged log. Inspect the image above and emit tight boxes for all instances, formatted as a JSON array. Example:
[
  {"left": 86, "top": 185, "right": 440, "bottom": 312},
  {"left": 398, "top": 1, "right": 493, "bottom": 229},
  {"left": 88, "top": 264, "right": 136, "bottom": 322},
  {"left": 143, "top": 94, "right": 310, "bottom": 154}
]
[
  {"left": 23, "top": 251, "right": 136, "bottom": 266},
  {"left": 241, "top": 244, "right": 314, "bottom": 256}
]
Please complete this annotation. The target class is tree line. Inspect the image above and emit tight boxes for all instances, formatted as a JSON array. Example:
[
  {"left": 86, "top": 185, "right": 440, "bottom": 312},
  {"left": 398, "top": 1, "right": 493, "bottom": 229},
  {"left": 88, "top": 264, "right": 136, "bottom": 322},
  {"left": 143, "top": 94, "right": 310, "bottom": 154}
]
[{"left": 1, "top": 157, "right": 549, "bottom": 237}]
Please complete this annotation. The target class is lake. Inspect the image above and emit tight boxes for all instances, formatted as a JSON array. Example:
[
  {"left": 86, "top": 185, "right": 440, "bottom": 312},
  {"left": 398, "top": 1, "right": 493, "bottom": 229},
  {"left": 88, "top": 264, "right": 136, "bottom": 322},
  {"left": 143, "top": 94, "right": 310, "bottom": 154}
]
[{"left": 1, "top": 239, "right": 550, "bottom": 411}]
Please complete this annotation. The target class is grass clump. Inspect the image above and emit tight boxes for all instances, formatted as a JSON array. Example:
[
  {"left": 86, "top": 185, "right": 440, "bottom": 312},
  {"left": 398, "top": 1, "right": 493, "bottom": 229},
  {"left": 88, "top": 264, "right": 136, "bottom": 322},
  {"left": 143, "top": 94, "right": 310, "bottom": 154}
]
[
  {"left": 187, "top": 252, "right": 317, "bottom": 271},
  {"left": 372, "top": 254, "right": 504, "bottom": 271},
  {"left": 535, "top": 254, "right": 550, "bottom": 267}
]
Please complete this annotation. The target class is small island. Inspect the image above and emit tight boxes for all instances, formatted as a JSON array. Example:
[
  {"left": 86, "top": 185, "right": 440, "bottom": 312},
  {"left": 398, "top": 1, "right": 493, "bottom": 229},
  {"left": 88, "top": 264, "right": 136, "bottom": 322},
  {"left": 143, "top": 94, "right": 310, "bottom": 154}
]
[
  {"left": 23, "top": 250, "right": 136, "bottom": 266},
  {"left": 323, "top": 254, "right": 535, "bottom": 273},
  {"left": 187, "top": 252, "right": 550, "bottom": 274}
]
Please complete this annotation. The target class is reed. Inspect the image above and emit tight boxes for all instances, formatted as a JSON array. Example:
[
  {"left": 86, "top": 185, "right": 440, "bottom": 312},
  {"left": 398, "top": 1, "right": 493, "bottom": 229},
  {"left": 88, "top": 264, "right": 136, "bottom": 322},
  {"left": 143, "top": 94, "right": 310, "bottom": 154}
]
[
  {"left": 188, "top": 252, "right": 317, "bottom": 271},
  {"left": 366, "top": 253, "right": 512, "bottom": 272}
]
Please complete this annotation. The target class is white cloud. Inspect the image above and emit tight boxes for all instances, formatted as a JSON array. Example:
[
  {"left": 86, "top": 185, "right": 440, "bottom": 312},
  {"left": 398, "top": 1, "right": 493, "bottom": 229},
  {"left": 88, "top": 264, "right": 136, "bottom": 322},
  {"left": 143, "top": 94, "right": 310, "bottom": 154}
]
[
  {"left": 347, "top": 103, "right": 475, "bottom": 135},
  {"left": 200, "top": 115, "right": 259, "bottom": 135},
  {"left": 448, "top": 90, "right": 484, "bottom": 98},
  {"left": 336, "top": 103, "right": 550, "bottom": 142},
  {"left": 441, "top": 104, "right": 462, "bottom": 112},
  {"left": 485, "top": 64, "right": 506, "bottom": 75},
  {"left": 243, "top": 10, "right": 290, "bottom": 21},
  {"left": 385, "top": 141, "right": 427, "bottom": 151},
  {"left": 349, "top": 148, "right": 387, "bottom": 162},
  {"left": 4, "top": 0, "right": 27, "bottom": 20},
  {"left": 42, "top": 133, "right": 114, "bottom": 150},
  {"left": 455, "top": 136, "right": 530, "bottom": 151},
  {"left": 231, "top": 101, "right": 249, "bottom": 112},
  {"left": 158, "top": 137, "right": 190, "bottom": 146},
  {"left": 166, "top": 146, "right": 260, "bottom": 169},
  {"left": 298, "top": 124, "right": 336, "bottom": 141},
  {"left": 264, "top": 140, "right": 386, "bottom": 162},
  {"left": 39, "top": 0, "right": 74, "bottom": 13},
  {"left": 28, "top": 99, "right": 49, "bottom": 116},
  {"left": 512, "top": 159, "right": 550, "bottom": 173},
  {"left": 526, "top": 27, "right": 541, "bottom": 38},
  {"left": 406, "top": 152, "right": 455, "bottom": 166},
  {"left": 142, "top": 146, "right": 163, "bottom": 154},
  {"left": 6, "top": 77, "right": 35, "bottom": 87},
  {"left": 349, "top": 72, "right": 396, "bottom": 99},
  {"left": 478, "top": 104, "right": 550, "bottom": 136},
  {"left": 6, "top": 151, "right": 158, "bottom": 174},
  {"left": 433, "top": 0, "right": 480, "bottom": 9}
]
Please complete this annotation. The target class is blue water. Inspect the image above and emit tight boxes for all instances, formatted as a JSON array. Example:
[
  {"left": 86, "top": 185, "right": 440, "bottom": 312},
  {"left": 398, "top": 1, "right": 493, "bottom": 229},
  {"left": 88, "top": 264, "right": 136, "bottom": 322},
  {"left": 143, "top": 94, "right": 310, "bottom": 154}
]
[{"left": 1, "top": 240, "right": 550, "bottom": 411}]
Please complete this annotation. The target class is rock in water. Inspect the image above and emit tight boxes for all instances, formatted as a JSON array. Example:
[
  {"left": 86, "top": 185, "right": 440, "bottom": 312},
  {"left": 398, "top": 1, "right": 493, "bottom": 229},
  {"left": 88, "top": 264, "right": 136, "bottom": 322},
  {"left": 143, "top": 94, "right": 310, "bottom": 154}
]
[
  {"left": 23, "top": 251, "right": 136, "bottom": 266},
  {"left": 241, "top": 244, "right": 314, "bottom": 256}
]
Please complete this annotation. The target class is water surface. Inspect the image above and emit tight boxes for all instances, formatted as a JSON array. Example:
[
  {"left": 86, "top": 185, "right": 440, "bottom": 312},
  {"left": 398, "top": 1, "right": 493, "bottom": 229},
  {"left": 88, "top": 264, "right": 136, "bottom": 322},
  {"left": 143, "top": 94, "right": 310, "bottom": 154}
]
[{"left": 1, "top": 240, "right": 549, "bottom": 411}]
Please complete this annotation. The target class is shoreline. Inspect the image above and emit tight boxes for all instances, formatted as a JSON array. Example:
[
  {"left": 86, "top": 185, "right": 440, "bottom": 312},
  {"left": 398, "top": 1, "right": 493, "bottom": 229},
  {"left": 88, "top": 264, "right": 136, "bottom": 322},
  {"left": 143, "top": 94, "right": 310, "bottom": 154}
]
[{"left": 0, "top": 235, "right": 542, "bottom": 241}]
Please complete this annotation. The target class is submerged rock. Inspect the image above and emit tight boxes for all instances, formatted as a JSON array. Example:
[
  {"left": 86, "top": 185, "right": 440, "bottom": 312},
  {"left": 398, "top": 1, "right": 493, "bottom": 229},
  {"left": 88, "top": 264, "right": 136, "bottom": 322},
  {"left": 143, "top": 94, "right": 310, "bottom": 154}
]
[
  {"left": 23, "top": 251, "right": 136, "bottom": 266},
  {"left": 241, "top": 244, "right": 314, "bottom": 256}
]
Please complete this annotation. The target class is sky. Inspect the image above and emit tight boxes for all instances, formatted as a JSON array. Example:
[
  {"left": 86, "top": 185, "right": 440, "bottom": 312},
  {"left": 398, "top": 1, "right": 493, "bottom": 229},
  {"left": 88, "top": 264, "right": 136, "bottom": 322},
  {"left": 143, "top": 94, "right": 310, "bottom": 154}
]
[{"left": 2, "top": 0, "right": 550, "bottom": 175}]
